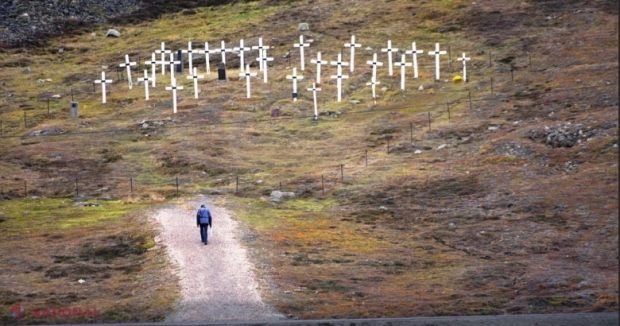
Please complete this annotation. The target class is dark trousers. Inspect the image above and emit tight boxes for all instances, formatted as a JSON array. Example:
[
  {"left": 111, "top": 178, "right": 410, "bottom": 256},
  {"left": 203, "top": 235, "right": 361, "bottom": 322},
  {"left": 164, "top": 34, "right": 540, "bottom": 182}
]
[{"left": 200, "top": 224, "right": 209, "bottom": 243}]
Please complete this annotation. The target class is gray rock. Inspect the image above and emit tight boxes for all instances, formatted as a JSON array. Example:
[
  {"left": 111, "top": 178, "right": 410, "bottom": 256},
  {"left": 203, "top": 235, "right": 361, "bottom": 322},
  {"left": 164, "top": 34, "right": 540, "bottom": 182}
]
[
  {"left": 270, "top": 190, "right": 296, "bottom": 203},
  {"left": 418, "top": 85, "right": 424, "bottom": 91},
  {"left": 22, "top": 67, "right": 32, "bottom": 74},
  {"left": 298, "top": 23, "right": 309, "bottom": 31},
  {"left": 106, "top": 29, "right": 121, "bottom": 38},
  {"left": 349, "top": 100, "right": 361, "bottom": 104}
]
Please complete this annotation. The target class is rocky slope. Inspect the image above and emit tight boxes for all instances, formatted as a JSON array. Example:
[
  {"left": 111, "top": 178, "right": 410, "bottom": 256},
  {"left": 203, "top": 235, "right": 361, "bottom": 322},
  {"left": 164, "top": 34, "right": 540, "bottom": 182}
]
[{"left": 0, "top": 0, "right": 236, "bottom": 47}]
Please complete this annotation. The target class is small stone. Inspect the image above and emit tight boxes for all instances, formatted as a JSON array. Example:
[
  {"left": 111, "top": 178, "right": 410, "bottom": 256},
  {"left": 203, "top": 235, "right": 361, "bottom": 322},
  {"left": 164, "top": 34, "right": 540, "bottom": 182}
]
[
  {"left": 58, "top": 48, "right": 64, "bottom": 53},
  {"left": 51, "top": 94, "right": 61, "bottom": 98},
  {"left": 106, "top": 29, "right": 121, "bottom": 38},
  {"left": 22, "top": 67, "right": 32, "bottom": 74},
  {"left": 418, "top": 85, "right": 424, "bottom": 91},
  {"left": 381, "top": 87, "right": 388, "bottom": 91},
  {"left": 437, "top": 144, "right": 447, "bottom": 150},
  {"left": 488, "top": 126, "right": 499, "bottom": 130},
  {"left": 414, "top": 150, "right": 422, "bottom": 154},
  {"left": 298, "top": 23, "right": 309, "bottom": 31},
  {"left": 349, "top": 100, "right": 361, "bottom": 104},
  {"left": 256, "top": 180, "right": 263, "bottom": 184}
]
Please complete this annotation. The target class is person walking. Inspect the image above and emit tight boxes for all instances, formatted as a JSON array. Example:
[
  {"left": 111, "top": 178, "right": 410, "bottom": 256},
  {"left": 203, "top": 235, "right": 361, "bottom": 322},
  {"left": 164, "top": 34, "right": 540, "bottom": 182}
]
[{"left": 196, "top": 204, "right": 212, "bottom": 245}]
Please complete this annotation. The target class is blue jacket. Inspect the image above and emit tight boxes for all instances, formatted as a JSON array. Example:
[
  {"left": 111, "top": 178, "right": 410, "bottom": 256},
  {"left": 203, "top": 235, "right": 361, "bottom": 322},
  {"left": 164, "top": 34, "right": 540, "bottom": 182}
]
[{"left": 197, "top": 207, "right": 212, "bottom": 226}]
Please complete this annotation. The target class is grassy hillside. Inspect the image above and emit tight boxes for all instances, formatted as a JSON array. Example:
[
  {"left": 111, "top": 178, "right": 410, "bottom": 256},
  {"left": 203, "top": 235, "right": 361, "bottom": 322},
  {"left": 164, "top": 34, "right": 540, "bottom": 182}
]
[{"left": 0, "top": 0, "right": 617, "bottom": 322}]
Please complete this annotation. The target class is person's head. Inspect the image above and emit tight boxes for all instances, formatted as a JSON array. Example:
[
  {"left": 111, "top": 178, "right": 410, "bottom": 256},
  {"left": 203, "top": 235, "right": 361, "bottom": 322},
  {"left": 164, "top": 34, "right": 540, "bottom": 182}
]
[{"left": 200, "top": 204, "right": 205, "bottom": 208}]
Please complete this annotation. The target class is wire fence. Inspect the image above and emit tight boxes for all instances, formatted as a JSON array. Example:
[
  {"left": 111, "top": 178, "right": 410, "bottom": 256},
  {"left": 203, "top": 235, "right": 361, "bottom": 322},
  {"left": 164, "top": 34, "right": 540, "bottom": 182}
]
[{"left": 0, "top": 35, "right": 617, "bottom": 200}]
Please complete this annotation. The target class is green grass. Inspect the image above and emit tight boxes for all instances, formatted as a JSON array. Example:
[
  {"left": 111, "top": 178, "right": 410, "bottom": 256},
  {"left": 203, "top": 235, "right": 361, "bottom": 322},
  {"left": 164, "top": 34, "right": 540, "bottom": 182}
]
[{"left": 0, "top": 198, "right": 150, "bottom": 233}]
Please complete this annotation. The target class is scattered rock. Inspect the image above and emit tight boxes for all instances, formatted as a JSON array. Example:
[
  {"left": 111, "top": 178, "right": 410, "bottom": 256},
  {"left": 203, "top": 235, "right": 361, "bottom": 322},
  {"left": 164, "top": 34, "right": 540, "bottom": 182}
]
[
  {"left": 488, "top": 126, "right": 499, "bottom": 131},
  {"left": 349, "top": 100, "right": 361, "bottom": 104},
  {"left": 524, "top": 122, "right": 615, "bottom": 148},
  {"left": 414, "top": 150, "right": 422, "bottom": 154},
  {"left": 381, "top": 87, "right": 388, "bottom": 91},
  {"left": 564, "top": 161, "right": 577, "bottom": 171},
  {"left": 436, "top": 144, "right": 447, "bottom": 150},
  {"left": 418, "top": 85, "right": 424, "bottom": 91},
  {"left": 22, "top": 67, "right": 32, "bottom": 74},
  {"left": 297, "top": 23, "right": 309, "bottom": 31},
  {"left": 270, "top": 190, "right": 296, "bottom": 203},
  {"left": 106, "top": 29, "right": 121, "bottom": 38}
]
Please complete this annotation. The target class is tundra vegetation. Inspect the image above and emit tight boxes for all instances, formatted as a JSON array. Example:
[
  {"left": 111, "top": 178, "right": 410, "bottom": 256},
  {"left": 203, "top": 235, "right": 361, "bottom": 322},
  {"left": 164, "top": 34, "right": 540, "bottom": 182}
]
[{"left": 0, "top": 0, "right": 617, "bottom": 323}]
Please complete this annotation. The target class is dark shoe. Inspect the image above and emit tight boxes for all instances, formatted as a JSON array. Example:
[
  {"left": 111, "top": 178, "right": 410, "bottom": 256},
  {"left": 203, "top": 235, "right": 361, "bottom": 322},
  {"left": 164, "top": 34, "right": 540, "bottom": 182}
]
[{"left": 204, "top": 242, "right": 207, "bottom": 245}]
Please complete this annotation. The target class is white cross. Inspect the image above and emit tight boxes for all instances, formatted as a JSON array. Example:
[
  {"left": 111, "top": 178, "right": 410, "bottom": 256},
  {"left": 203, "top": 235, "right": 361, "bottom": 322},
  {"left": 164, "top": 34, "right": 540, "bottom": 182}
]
[
  {"left": 307, "top": 83, "right": 321, "bottom": 120},
  {"left": 381, "top": 40, "right": 399, "bottom": 76},
  {"left": 155, "top": 42, "right": 171, "bottom": 75},
  {"left": 233, "top": 39, "right": 251, "bottom": 71},
  {"left": 366, "top": 76, "right": 380, "bottom": 100},
  {"left": 137, "top": 70, "right": 153, "bottom": 100},
  {"left": 457, "top": 52, "right": 471, "bottom": 82},
  {"left": 118, "top": 54, "right": 137, "bottom": 89},
  {"left": 200, "top": 42, "right": 213, "bottom": 74},
  {"left": 251, "top": 38, "right": 270, "bottom": 71},
  {"left": 257, "top": 48, "right": 274, "bottom": 83},
  {"left": 344, "top": 35, "right": 362, "bottom": 72},
  {"left": 181, "top": 42, "right": 196, "bottom": 75},
  {"left": 310, "top": 51, "right": 327, "bottom": 84},
  {"left": 330, "top": 52, "right": 350, "bottom": 70},
  {"left": 366, "top": 53, "right": 383, "bottom": 80},
  {"left": 165, "top": 78, "right": 184, "bottom": 114},
  {"left": 186, "top": 67, "right": 204, "bottom": 99},
  {"left": 293, "top": 35, "right": 310, "bottom": 71},
  {"left": 218, "top": 40, "right": 232, "bottom": 64},
  {"left": 93, "top": 71, "right": 113, "bottom": 104},
  {"left": 238, "top": 64, "right": 257, "bottom": 99},
  {"left": 394, "top": 54, "right": 412, "bottom": 90},
  {"left": 405, "top": 42, "right": 424, "bottom": 78},
  {"left": 330, "top": 62, "right": 349, "bottom": 102},
  {"left": 286, "top": 67, "right": 304, "bottom": 101},
  {"left": 144, "top": 53, "right": 158, "bottom": 87},
  {"left": 167, "top": 53, "right": 181, "bottom": 80},
  {"left": 428, "top": 43, "right": 447, "bottom": 80}
]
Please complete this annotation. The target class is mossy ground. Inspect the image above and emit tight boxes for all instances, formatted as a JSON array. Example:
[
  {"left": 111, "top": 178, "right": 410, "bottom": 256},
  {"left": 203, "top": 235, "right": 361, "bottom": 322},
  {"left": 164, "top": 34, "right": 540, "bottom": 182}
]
[{"left": 0, "top": 0, "right": 617, "bottom": 322}]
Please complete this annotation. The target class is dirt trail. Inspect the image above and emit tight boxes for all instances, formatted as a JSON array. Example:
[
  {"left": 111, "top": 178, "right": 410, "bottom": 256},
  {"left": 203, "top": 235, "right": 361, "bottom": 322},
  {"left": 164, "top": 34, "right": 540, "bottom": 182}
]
[{"left": 152, "top": 195, "right": 285, "bottom": 322}]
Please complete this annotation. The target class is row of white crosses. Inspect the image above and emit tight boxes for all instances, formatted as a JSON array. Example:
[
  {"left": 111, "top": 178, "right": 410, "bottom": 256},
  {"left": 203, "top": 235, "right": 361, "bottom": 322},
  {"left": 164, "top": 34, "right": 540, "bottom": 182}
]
[{"left": 98, "top": 37, "right": 471, "bottom": 113}]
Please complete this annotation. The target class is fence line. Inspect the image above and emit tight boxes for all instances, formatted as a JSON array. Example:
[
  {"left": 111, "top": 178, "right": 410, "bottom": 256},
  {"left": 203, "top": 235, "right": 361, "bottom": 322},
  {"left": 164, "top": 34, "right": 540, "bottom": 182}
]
[{"left": 0, "top": 81, "right": 616, "bottom": 138}]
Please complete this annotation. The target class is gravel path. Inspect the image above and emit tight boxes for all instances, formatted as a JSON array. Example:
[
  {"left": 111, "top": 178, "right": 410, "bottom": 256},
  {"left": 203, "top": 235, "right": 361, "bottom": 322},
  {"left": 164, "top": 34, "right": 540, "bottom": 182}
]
[{"left": 152, "top": 195, "right": 285, "bottom": 323}]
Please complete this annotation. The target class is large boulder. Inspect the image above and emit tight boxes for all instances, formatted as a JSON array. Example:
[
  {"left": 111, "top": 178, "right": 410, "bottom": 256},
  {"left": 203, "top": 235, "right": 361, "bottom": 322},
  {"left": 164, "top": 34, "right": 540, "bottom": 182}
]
[{"left": 270, "top": 190, "right": 296, "bottom": 203}]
